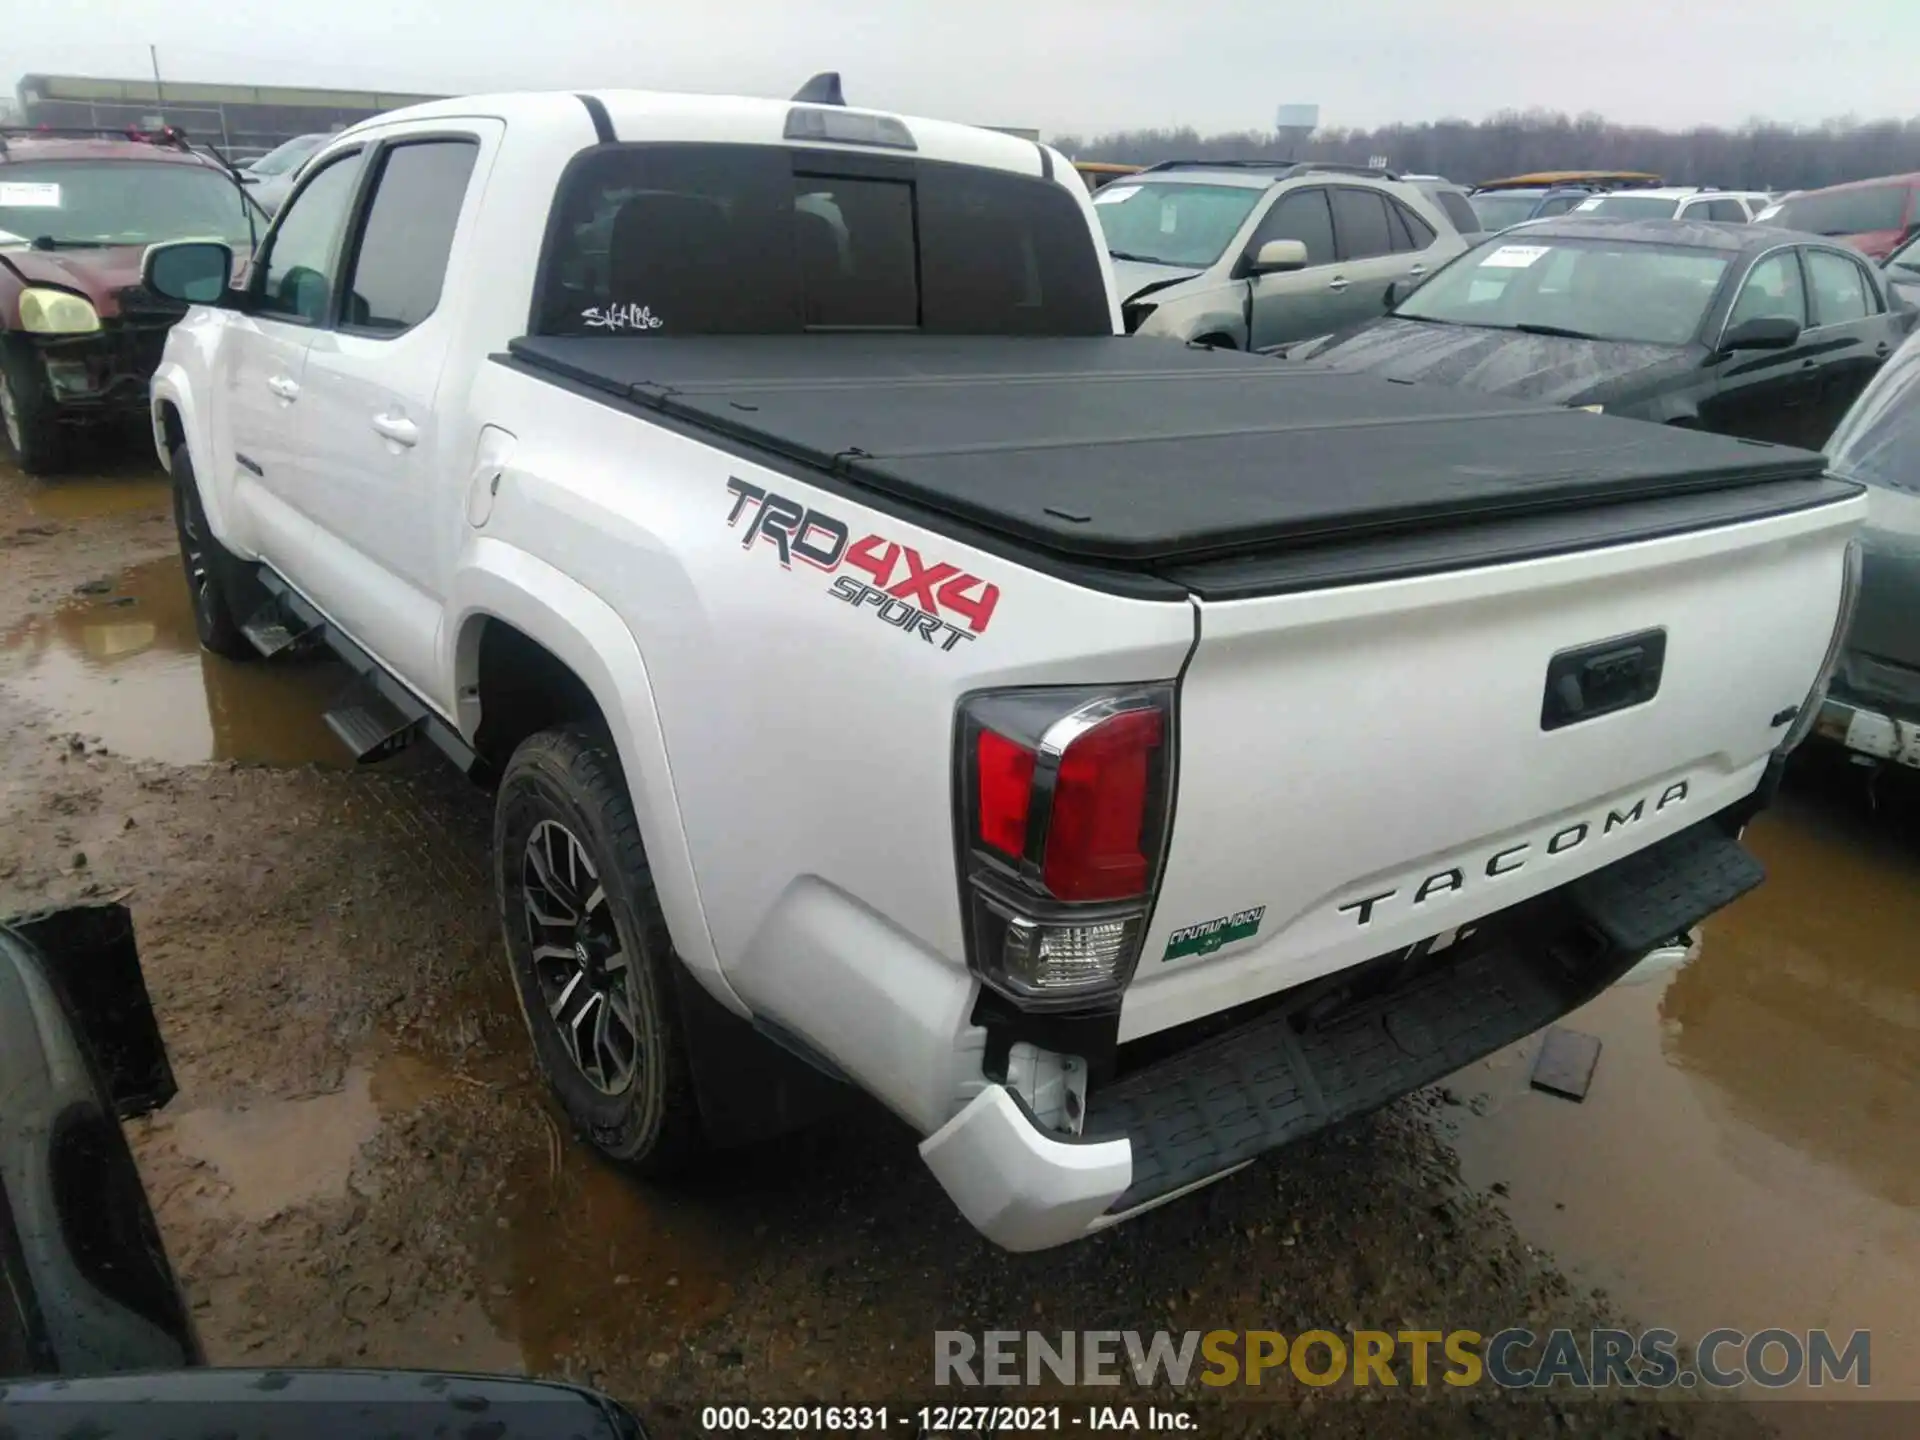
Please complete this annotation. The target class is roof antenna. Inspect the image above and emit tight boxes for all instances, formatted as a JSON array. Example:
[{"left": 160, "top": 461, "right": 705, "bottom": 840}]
[{"left": 791, "top": 72, "right": 845, "bottom": 106}]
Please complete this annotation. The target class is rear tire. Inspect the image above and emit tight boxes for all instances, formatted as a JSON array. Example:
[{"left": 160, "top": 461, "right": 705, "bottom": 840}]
[
  {"left": 169, "top": 446, "right": 258, "bottom": 662},
  {"left": 495, "top": 725, "right": 706, "bottom": 1176},
  {"left": 0, "top": 336, "right": 67, "bottom": 476}
]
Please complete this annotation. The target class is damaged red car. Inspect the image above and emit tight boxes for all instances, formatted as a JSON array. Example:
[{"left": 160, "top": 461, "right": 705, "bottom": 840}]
[{"left": 0, "top": 128, "right": 259, "bottom": 475}]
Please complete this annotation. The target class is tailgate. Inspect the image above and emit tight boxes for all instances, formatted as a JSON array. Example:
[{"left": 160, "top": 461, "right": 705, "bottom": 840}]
[{"left": 1125, "top": 495, "right": 1862, "bottom": 1041}]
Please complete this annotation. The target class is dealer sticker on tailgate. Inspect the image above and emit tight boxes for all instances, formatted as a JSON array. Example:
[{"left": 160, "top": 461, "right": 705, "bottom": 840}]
[{"left": 1163, "top": 906, "right": 1266, "bottom": 962}]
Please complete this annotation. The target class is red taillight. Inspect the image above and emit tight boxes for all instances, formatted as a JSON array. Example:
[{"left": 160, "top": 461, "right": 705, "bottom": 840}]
[
  {"left": 977, "top": 729, "right": 1036, "bottom": 857},
  {"left": 958, "top": 686, "right": 1175, "bottom": 1009},
  {"left": 1043, "top": 709, "right": 1162, "bottom": 901}
]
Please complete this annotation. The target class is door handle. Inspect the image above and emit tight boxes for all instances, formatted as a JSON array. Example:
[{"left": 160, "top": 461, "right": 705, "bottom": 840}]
[
  {"left": 1327, "top": 276, "right": 1349, "bottom": 293},
  {"left": 266, "top": 375, "right": 300, "bottom": 402},
  {"left": 371, "top": 412, "right": 419, "bottom": 447},
  {"left": 1407, "top": 263, "right": 1428, "bottom": 276}
]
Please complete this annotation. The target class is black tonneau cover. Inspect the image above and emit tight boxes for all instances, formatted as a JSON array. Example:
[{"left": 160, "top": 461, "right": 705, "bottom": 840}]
[{"left": 506, "top": 334, "right": 1839, "bottom": 567}]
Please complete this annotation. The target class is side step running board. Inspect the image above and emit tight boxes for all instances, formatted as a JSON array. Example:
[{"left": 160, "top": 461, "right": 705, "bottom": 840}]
[
  {"left": 240, "top": 600, "right": 315, "bottom": 659},
  {"left": 249, "top": 569, "right": 480, "bottom": 776},
  {"left": 324, "top": 679, "right": 423, "bottom": 764}
]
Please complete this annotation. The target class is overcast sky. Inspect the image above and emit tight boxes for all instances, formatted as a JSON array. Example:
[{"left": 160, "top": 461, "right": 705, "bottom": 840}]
[{"left": 4, "top": 0, "right": 1915, "bottom": 138}]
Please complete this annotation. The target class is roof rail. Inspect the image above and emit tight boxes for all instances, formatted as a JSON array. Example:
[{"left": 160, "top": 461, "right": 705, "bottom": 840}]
[{"left": 1137, "top": 159, "right": 1402, "bottom": 181}]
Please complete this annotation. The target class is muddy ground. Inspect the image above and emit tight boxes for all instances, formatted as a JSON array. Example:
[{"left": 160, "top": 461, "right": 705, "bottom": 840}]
[{"left": 2, "top": 452, "right": 1911, "bottom": 1439}]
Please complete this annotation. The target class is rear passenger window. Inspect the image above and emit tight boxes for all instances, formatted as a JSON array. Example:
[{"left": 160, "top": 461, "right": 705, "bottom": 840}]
[
  {"left": 341, "top": 140, "right": 478, "bottom": 334},
  {"left": 533, "top": 143, "right": 1109, "bottom": 337},
  {"left": 1707, "top": 199, "right": 1747, "bottom": 222},
  {"left": 1330, "top": 188, "right": 1393, "bottom": 260},
  {"left": 1807, "top": 249, "right": 1873, "bottom": 324}
]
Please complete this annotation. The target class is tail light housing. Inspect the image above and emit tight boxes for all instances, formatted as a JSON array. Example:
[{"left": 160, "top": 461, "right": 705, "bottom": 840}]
[{"left": 956, "top": 685, "right": 1176, "bottom": 1009}]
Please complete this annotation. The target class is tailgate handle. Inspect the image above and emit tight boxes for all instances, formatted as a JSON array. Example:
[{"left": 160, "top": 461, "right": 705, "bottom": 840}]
[{"left": 1542, "top": 628, "right": 1667, "bottom": 730}]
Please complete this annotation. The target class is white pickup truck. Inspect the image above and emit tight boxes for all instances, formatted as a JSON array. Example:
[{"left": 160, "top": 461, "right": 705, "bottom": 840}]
[{"left": 143, "top": 83, "right": 1864, "bottom": 1251}]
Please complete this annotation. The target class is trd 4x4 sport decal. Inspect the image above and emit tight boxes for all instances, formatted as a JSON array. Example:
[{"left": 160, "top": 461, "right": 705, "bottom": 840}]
[{"left": 725, "top": 478, "right": 1000, "bottom": 651}]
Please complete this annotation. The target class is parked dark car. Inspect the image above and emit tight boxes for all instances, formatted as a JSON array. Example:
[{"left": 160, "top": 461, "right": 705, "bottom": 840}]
[
  {"left": 1281, "top": 216, "right": 1914, "bottom": 450},
  {"left": 1810, "top": 328, "right": 1920, "bottom": 772},
  {"left": 0, "top": 904, "right": 648, "bottom": 1438},
  {"left": 0, "top": 128, "right": 260, "bottom": 475}
]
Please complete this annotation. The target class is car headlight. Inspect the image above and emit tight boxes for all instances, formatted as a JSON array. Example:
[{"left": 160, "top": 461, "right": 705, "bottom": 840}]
[
  {"left": 18, "top": 287, "right": 102, "bottom": 335},
  {"left": 1574, "top": 402, "right": 1605, "bottom": 414}
]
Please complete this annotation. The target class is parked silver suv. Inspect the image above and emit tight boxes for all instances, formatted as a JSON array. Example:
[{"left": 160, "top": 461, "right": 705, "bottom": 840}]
[{"left": 1094, "top": 161, "right": 1470, "bottom": 349}]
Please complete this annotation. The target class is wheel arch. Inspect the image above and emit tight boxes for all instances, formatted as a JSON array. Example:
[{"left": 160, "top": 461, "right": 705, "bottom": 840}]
[{"left": 449, "top": 541, "right": 742, "bottom": 1014}]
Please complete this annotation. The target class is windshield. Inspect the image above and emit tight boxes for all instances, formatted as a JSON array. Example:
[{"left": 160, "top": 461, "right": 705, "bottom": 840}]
[
  {"left": 1827, "top": 327, "right": 1920, "bottom": 495},
  {"left": 1774, "top": 186, "right": 1908, "bottom": 236},
  {"left": 248, "top": 134, "right": 326, "bottom": 177},
  {"left": 1092, "top": 181, "right": 1264, "bottom": 268},
  {"left": 1394, "top": 235, "right": 1730, "bottom": 345},
  {"left": 1579, "top": 194, "right": 1683, "bottom": 219},
  {"left": 0, "top": 160, "right": 254, "bottom": 248},
  {"left": 1468, "top": 193, "right": 1543, "bottom": 231}
]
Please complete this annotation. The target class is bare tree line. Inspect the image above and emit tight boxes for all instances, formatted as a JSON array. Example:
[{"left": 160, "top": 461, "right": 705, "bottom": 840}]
[{"left": 1052, "top": 111, "right": 1920, "bottom": 191}]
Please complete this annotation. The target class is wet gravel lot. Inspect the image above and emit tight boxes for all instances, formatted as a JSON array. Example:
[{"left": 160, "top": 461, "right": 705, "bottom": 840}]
[{"left": 2, "top": 451, "right": 1914, "bottom": 1438}]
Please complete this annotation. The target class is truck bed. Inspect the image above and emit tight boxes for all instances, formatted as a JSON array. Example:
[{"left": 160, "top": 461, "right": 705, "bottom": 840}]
[{"left": 505, "top": 334, "right": 1852, "bottom": 582}]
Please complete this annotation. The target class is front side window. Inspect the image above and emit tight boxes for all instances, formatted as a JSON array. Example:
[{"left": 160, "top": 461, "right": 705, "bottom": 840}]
[
  {"left": 536, "top": 143, "right": 1109, "bottom": 336},
  {"left": 1394, "top": 235, "right": 1731, "bottom": 345},
  {"left": 1726, "top": 252, "right": 1807, "bottom": 329},
  {"left": 340, "top": 140, "right": 478, "bottom": 334},
  {"left": 1093, "top": 181, "right": 1265, "bottom": 269},
  {"left": 0, "top": 160, "right": 254, "bottom": 249},
  {"left": 1250, "top": 188, "right": 1335, "bottom": 267},
  {"left": 253, "top": 153, "right": 363, "bottom": 324},
  {"left": 1806, "top": 248, "right": 1873, "bottom": 324}
]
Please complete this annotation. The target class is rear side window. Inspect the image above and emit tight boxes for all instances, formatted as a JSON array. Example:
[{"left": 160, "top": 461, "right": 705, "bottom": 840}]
[
  {"left": 1435, "top": 189, "right": 1480, "bottom": 233},
  {"left": 533, "top": 143, "right": 1109, "bottom": 337},
  {"left": 1706, "top": 199, "right": 1747, "bottom": 222},
  {"left": 1330, "top": 188, "right": 1393, "bottom": 260},
  {"left": 1391, "top": 199, "right": 1437, "bottom": 249},
  {"left": 341, "top": 140, "right": 478, "bottom": 334},
  {"left": 1806, "top": 248, "right": 1874, "bottom": 324},
  {"left": 1776, "top": 186, "right": 1909, "bottom": 237}
]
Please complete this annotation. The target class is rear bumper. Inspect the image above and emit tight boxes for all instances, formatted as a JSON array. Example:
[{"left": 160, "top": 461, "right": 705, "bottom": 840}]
[
  {"left": 1814, "top": 694, "right": 1920, "bottom": 769},
  {"left": 920, "top": 819, "right": 1761, "bottom": 1252}
]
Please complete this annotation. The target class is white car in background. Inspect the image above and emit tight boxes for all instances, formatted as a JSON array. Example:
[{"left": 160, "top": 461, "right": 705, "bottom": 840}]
[
  {"left": 1574, "top": 188, "right": 1773, "bottom": 223},
  {"left": 239, "top": 132, "right": 331, "bottom": 214}
]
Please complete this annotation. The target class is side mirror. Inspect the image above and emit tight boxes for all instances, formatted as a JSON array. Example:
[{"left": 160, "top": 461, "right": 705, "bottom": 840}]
[
  {"left": 1720, "top": 315, "right": 1801, "bottom": 351},
  {"left": 1247, "top": 238, "right": 1309, "bottom": 275},
  {"left": 142, "top": 240, "right": 235, "bottom": 305}
]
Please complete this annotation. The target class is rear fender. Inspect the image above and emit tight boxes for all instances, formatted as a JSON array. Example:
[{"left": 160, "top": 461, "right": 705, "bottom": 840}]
[{"left": 449, "top": 540, "right": 742, "bottom": 1013}]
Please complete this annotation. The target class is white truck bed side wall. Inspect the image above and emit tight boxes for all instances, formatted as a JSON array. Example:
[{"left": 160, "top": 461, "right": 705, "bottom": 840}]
[{"left": 464, "top": 363, "right": 1194, "bottom": 1131}]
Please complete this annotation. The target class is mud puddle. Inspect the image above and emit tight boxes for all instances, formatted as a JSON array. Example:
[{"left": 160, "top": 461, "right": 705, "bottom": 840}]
[
  {"left": 0, "top": 555, "right": 350, "bottom": 765},
  {"left": 24, "top": 473, "right": 172, "bottom": 522},
  {"left": 1448, "top": 770, "right": 1920, "bottom": 1398}
]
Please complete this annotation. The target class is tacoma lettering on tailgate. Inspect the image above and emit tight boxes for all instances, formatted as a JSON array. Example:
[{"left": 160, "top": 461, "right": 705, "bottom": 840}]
[
  {"left": 1335, "top": 780, "right": 1691, "bottom": 927},
  {"left": 725, "top": 478, "right": 1000, "bottom": 651}
]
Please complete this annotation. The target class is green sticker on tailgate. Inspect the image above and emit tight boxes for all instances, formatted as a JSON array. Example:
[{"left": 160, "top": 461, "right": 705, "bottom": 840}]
[{"left": 1162, "top": 906, "right": 1267, "bottom": 961}]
